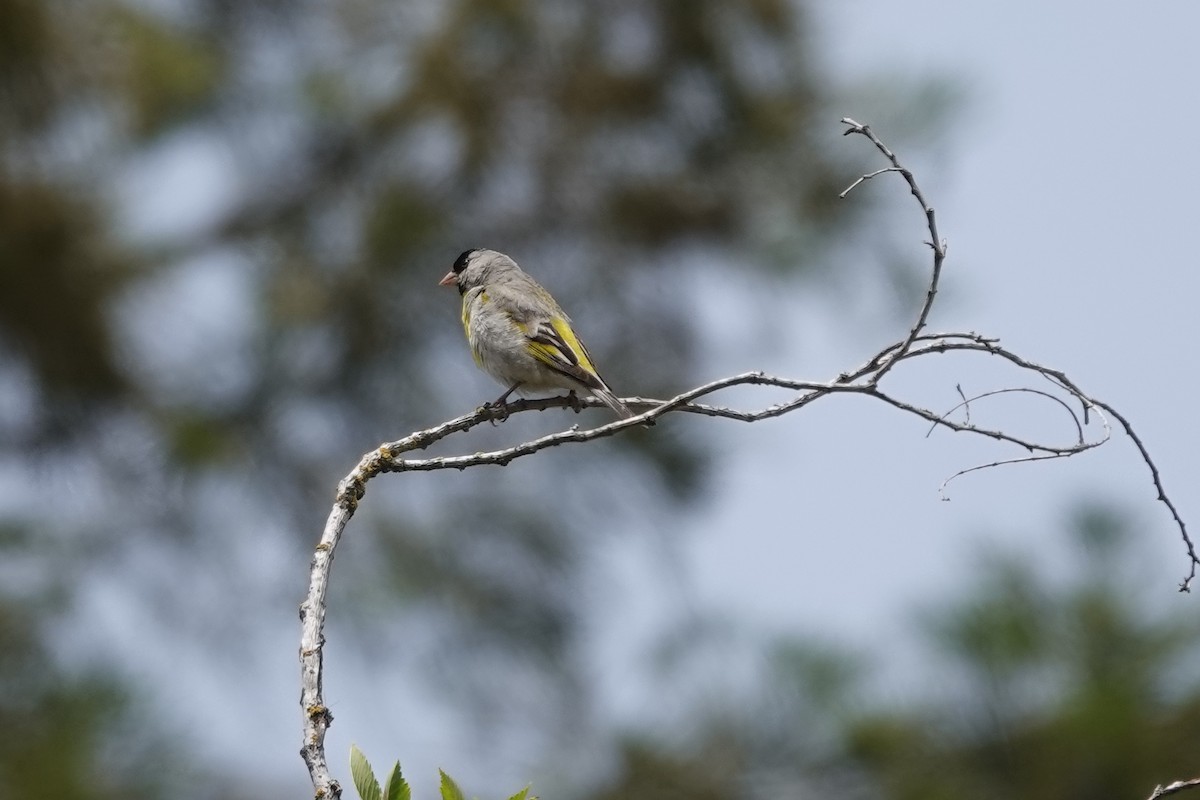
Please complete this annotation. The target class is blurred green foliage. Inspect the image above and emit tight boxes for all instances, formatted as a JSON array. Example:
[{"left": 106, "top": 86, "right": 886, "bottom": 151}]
[
  {"left": 106, "top": 6, "right": 222, "bottom": 137},
  {"left": 0, "top": 530, "right": 256, "bottom": 799}
]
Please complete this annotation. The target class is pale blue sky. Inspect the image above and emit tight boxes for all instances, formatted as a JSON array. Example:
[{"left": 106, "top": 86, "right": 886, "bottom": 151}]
[{"left": 658, "top": 0, "right": 1200, "bottom": 698}]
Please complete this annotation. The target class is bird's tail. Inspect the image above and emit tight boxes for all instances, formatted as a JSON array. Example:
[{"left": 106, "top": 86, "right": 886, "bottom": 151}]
[{"left": 592, "top": 386, "right": 634, "bottom": 419}]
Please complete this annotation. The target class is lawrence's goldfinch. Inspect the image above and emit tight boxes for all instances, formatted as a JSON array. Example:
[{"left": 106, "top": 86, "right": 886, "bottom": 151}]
[{"left": 439, "top": 248, "right": 633, "bottom": 418}]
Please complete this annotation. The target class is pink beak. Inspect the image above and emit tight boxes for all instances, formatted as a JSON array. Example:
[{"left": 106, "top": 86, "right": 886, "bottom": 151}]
[{"left": 438, "top": 271, "right": 457, "bottom": 287}]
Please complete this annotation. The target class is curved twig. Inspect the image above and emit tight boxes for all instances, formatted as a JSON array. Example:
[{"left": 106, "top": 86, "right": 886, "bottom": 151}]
[
  {"left": 841, "top": 117, "right": 947, "bottom": 380},
  {"left": 926, "top": 387, "right": 1087, "bottom": 445},
  {"left": 939, "top": 452, "right": 1087, "bottom": 500}
]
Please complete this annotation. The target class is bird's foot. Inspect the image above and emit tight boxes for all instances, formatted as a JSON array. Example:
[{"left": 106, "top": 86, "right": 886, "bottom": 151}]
[
  {"left": 482, "top": 383, "right": 521, "bottom": 424},
  {"left": 480, "top": 401, "right": 511, "bottom": 425},
  {"left": 565, "top": 391, "right": 584, "bottom": 413}
]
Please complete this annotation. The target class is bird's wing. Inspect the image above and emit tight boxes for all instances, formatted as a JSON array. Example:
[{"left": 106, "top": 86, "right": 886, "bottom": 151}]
[
  {"left": 487, "top": 283, "right": 607, "bottom": 390},
  {"left": 480, "top": 281, "right": 609, "bottom": 393},
  {"left": 524, "top": 316, "right": 607, "bottom": 391}
]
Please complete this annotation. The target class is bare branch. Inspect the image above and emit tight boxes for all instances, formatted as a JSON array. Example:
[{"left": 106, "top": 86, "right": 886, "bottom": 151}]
[
  {"left": 1148, "top": 778, "right": 1200, "bottom": 800},
  {"left": 939, "top": 452, "right": 1086, "bottom": 500},
  {"left": 1096, "top": 398, "right": 1198, "bottom": 591},
  {"left": 953, "top": 384, "right": 971, "bottom": 427},
  {"left": 297, "top": 121, "right": 1196, "bottom": 798},
  {"left": 839, "top": 166, "right": 902, "bottom": 197},
  {"left": 926, "top": 387, "right": 1087, "bottom": 446},
  {"left": 841, "top": 117, "right": 947, "bottom": 380}
]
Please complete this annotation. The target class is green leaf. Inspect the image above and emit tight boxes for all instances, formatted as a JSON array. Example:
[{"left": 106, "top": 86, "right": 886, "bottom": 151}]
[
  {"left": 439, "top": 769, "right": 466, "bottom": 800},
  {"left": 349, "top": 744, "right": 382, "bottom": 800},
  {"left": 382, "top": 761, "right": 410, "bottom": 800},
  {"left": 506, "top": 787, "right": 533, "bottom": 800}
]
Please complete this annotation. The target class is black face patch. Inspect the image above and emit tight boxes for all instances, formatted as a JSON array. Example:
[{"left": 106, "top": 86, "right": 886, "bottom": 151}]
[{"left": 453, "top": 248, "right": 479, "bottom": 275}]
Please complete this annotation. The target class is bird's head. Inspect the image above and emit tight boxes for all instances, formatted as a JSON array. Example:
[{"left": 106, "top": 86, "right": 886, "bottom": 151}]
[{"left": 438, "top": 248, "right": 518, "bottom": 294}]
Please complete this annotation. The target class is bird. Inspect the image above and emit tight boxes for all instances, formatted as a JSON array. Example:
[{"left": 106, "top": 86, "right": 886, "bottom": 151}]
[{"left": 439, "top": 248, "right": 634, "bottom": 419}]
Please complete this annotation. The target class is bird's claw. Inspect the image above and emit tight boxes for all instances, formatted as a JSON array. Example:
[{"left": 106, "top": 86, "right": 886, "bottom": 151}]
[{"left": 480, "top": 401, "right": 511, "bottom": 425}]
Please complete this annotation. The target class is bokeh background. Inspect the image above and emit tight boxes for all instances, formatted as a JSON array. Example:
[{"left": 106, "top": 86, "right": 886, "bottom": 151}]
[{"left": 2, "top": 1, "right": 1198, "bottom": 798}]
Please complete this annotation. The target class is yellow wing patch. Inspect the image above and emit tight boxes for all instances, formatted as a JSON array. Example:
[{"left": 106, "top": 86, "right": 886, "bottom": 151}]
[
  {"left": 547, "top": 316, "right": 598, "bottom": 374},
  {"left": 522, "top": 316, "right": 602, "bottom": 389}
]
